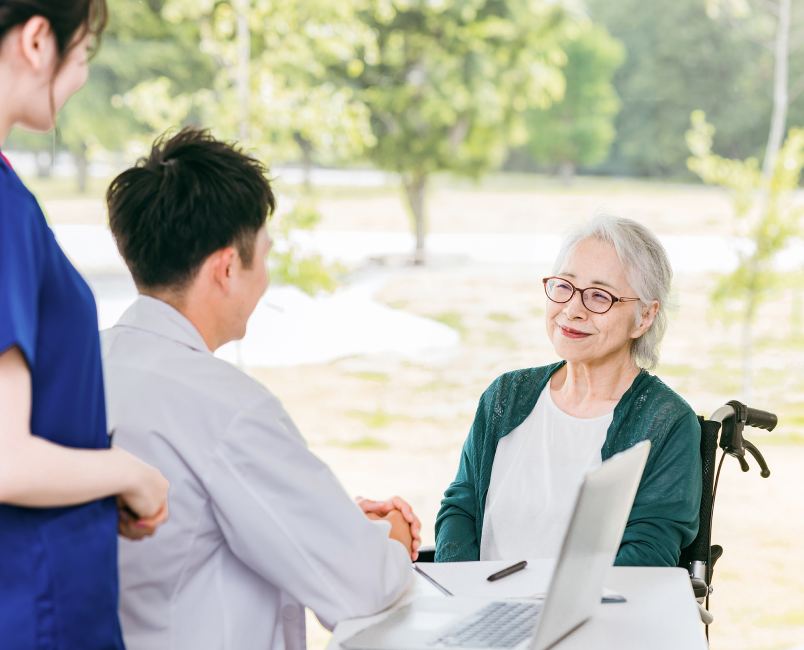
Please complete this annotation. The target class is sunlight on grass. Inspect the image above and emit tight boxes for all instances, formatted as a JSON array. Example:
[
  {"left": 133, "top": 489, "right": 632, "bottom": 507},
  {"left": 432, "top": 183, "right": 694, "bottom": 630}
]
[
  {"left": 415, "top": 380, "right": 461, "bottom": 392},
  {"left": 345, "top": 409, "right": 413, "bottom": 429},
  {"left": 486, "top": 331, "right": 518, "bottom": 349},
  {"left": 429, "top": 312, "right": 465, "bottom": 336},
  {"left": 326, "top": 436, "right": 390, "bottom": 450},
  {"left": 756, "top": 609, "right": 804, "bottom": 627},
  {"left": 758, "top": 432, "right": 804, "bottom": 445},
  {"left": 488, "top": 312, "right": 517, "bottom": 323},
  {"left": 346, "top": 371, "right": 390, "bottom": 384}
]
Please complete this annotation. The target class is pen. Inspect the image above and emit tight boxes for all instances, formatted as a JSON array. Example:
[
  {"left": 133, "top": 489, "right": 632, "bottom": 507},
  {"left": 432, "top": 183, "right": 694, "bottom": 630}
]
[
  {"left": 487, "top": 560, "right": 527, "bottom": 582},
  {"left": 414, "top": 565, "right": 453, "bottom": 596}
]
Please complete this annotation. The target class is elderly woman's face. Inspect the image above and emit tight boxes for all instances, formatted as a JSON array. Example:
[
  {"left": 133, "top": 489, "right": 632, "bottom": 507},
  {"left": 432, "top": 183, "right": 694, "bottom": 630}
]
[{"left": 546, "top": 239, "right": 652, "bottom": 367}]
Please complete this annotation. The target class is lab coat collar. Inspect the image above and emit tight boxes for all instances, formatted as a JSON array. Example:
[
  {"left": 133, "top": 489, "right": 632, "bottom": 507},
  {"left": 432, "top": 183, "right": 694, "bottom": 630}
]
[{"left": 115, "top": 295, "right": 211, "bottom": 353}]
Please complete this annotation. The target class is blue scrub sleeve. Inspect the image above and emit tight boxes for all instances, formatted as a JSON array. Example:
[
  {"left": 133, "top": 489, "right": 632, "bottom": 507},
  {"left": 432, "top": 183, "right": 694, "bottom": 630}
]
[{"left": 0, "top": 187, "right": 45, "bottom": 369}]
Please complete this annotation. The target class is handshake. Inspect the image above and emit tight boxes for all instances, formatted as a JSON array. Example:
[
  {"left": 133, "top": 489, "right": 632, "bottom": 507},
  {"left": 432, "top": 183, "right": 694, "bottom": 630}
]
[{"left": 356, "top": 496, "right": 422, "bottom": 561}]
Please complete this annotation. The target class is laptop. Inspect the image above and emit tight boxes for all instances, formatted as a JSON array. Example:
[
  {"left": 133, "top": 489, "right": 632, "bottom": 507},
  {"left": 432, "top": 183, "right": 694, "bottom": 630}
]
[{"left": 343, "top": 440, "right": 651, "bottom": 650}]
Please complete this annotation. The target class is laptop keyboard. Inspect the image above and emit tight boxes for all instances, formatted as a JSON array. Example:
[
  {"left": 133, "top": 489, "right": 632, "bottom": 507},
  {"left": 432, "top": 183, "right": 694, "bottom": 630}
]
[{"left": 428, "top": 602, "right": 542, "bottom": 648}]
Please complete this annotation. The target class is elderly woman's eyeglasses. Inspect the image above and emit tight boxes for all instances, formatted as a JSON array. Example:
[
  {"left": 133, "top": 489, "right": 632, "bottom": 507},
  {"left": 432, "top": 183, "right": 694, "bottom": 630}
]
[{"left": 542, "top": 277, "right": 641, "bottom": 314}]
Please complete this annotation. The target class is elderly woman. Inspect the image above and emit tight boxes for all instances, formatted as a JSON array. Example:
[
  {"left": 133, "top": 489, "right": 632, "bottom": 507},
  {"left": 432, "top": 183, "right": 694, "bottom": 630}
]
[{"left": 435, "top": 215, "right": 702, "bottom": 567}]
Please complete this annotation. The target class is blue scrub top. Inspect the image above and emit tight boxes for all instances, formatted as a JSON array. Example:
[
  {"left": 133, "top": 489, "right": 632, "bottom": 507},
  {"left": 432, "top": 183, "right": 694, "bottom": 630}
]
[{"left": 0, "top": 158, "right": 124, "bottom": 649}]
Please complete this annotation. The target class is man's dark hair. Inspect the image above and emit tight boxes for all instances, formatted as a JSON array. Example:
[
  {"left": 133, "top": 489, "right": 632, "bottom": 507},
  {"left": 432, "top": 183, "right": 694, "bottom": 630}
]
[{"left": 107, "top": 127, "right": 276, "bottom": 290}]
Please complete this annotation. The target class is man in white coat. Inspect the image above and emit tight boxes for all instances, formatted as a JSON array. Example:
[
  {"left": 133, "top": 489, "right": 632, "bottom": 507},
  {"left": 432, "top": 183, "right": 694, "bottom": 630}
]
[{"left": 102, "top": 128, "right": 418, "bottom": 650}]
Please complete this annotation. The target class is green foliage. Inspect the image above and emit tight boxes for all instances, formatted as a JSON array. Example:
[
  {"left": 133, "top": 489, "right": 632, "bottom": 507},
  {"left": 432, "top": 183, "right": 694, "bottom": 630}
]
[
  {"left": 270, "top": 251, "right": 342, "bottom": 295},
  {"left": 523, "top": 24, "right": 625, "bottom": 172},
  {"left": 7, "top": 0, "right": 211, "bottom": 187},
  {"left": 142, "top": 0, "right": 374, "bottom": 292},
  {"left": 335, "top": 0, "right": 574, "bottom": 249},
  {"left": 268, "top": 198, "right": 346, "bottom": 295},
  {"left": 158, "top": 0, "right": 376, "bottom": 164},
  {"left": 586, "top": 0, "right": 804, "bottom": 177},
  {"left": 686, "top": 111, "right": 804, "bottom": 326},
  {"left": 349, "top": 0, "right": 569, "bottom": 177}
]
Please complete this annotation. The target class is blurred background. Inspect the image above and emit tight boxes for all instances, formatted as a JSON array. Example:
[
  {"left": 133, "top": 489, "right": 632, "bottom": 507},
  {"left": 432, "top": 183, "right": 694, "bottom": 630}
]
[{"left": 5, "top": 0, "right": 804, "bottom": 647}]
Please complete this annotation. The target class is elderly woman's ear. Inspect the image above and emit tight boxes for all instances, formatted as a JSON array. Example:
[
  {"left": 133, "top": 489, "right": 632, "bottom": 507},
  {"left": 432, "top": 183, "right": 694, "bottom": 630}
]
[{"left": 631, "top": 300, "right": 660, "bottom": 340}]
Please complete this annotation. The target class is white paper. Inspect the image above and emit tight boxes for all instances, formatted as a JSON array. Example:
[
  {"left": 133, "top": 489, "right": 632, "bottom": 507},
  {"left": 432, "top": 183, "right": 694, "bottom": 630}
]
[{"left": 415, "top": 560, "right": 623, "bottom": 602}]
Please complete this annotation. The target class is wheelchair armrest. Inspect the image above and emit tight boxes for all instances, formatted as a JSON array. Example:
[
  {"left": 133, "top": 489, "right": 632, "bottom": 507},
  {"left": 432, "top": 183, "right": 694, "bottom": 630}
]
[{"left": 415, "top": 546, "right": 436, "bottom": 563}]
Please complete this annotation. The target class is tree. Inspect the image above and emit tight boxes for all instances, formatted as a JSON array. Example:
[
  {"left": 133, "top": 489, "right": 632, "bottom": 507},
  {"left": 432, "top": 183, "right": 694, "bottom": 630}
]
[
  {"left": 687, "top": 0, "right": 804, "bottom": 402},
  {"left": 687, "top": 111, "right": 804, "bottom": 402},
  {"left": 130, "top": 0, "right": 377, "bottom": 294},
  {"left": 340, "top": 0, "right": 572, "bottom": 261},
  {"left": 154, "top": 0, "right": 376, "bottom": 170},
  {"left": 4, "top": 0, "right": 211, "bottom": 191},
  {"left": 706, "top": 0, "right": 804, "bottom": 179},
  {"left": 585, "top": 0, "right": 804, "bottom": 177},
  {"left": 523, "top": 24, "right": 624, "bottom": 182}
]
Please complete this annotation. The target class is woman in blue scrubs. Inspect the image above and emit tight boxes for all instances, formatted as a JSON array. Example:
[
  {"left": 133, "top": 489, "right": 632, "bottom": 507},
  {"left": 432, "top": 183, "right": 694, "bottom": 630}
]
[{"left": 0, "top": 2, "right": 170, "bottom": 647}]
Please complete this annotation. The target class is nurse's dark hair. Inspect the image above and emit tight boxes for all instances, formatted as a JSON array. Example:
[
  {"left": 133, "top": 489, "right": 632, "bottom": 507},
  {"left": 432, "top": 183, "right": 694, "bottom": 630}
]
[
  {"left": 107, "top": 127, "right": 276, "bottom": 290},
  {"left": 0, "top": 0, "right": 108, "bottom": 62}
]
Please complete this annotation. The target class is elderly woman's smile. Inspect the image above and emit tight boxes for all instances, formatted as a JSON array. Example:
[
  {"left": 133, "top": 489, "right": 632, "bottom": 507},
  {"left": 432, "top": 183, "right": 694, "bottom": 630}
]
[{"left": 558, "top": 325, "right": 591, "bottom": 338}]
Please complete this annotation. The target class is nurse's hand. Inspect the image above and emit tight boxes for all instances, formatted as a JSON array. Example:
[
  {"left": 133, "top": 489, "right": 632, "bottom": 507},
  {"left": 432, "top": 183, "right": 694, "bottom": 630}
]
[
  {"left": 113, "top": 446, "right": 170, "bottom": 528},
  {"left": 117, "top": 496, "right": 169, "bottom": 540},
  {"left": 356, "top": 495, "right": 422, "bottom": 560}
]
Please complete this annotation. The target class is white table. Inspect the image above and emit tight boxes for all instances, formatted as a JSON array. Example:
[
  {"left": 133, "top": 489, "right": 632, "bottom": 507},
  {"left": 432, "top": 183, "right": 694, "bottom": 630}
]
[{"left": 326, "top": 566, "right": 707, "bottom": 650}]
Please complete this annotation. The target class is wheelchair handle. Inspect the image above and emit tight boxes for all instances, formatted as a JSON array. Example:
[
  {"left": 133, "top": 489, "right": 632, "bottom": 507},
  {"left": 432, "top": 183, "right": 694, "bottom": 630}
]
[
  {"left": 745, "top": 408, "right": 778, "bottom": 432},
  {"left": 709, "top": 401, "right": 778, "bottom": 432}
]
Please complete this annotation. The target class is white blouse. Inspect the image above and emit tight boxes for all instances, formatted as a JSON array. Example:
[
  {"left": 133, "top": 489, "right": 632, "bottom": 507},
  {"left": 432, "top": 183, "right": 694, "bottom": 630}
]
[{"left": 480, "top": 387, "right": 613, "bottom": 561}]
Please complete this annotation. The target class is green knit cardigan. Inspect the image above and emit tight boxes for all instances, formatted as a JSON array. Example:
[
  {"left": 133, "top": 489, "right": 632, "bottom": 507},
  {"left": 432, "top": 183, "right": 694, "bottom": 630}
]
[{"left": 434, "top": 361, "right": 702, "bottom": 567}]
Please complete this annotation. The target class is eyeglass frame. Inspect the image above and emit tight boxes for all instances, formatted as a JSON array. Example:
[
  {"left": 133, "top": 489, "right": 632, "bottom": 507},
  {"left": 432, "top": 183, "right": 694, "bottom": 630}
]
[{"left": 542, "top": 276, "right": 641, "bottom": 314}]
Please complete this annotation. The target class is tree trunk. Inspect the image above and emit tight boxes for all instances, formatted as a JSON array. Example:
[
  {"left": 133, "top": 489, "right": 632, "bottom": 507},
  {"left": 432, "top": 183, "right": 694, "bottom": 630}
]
[
  {"left": 36, "top": 151, "right": 52, "bottom": 178},
  {"left": 403, "top": 172, "right": 428, "bottom": 265},
  {"left": 559, "top": 162, "right": 576, "bottom": 185},
  {"left": 75, "top": 142, "right": 88, "bottom": 193},
  {"left": 741, "top": 316, "right": 754, "bottom": 405},
  {"left": 792, "top": 288, "right": 803, "bottom": 336},
  {"left": 294, "top": 133, "right": 314, "bottom": 196},
  {"left": 762, "top": 0, "right": 791, "bottom": 180},
  {"left": 234, "top": 2, "right": 250, "bottom": 373},
  {"left": 236, "top": 4, "right": 251, "bottom": 143},
  {"left": 741, "top": 286, "right": 757, "bottom": 405}
]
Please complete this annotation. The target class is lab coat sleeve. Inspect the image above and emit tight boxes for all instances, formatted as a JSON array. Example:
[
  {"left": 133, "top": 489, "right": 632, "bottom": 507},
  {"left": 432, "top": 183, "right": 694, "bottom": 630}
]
[{"left": 204, "top": 393, "right": 412, "bottom": 630}]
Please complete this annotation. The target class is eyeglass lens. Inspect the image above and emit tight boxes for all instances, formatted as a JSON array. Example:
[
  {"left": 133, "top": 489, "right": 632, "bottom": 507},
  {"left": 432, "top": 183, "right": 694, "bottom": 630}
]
[{"left": 545, "top": 278, "right": 613, "bottom": 313}]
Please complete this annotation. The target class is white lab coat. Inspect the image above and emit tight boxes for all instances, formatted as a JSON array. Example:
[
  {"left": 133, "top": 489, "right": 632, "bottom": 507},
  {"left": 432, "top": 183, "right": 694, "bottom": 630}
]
[{"left": 102, "top": 296, "right": 411, "bottom": 650}]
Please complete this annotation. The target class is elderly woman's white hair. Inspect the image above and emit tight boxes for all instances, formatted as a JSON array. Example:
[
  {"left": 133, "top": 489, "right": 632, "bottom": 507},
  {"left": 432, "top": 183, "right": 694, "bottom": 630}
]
[{"left": 552, "top": 212, "right": 675, "bottom": 370}]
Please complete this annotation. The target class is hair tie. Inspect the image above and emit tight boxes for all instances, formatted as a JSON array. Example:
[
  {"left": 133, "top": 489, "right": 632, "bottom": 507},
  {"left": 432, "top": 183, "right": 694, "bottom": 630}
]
[{"left": 160, "top": 159, "right": 178, "bottom": 167}]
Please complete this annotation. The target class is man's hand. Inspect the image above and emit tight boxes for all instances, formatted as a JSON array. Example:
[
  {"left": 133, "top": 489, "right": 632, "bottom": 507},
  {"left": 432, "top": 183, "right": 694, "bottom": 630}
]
[
  {"left": 383, "top": 509, "right": 413, "bottom": 557},
  {"left": 356, "top": 495, "right": 421, "bottom": 560},
  {"left": 117, "top": 496, "right": 169, "bottom": 541}
]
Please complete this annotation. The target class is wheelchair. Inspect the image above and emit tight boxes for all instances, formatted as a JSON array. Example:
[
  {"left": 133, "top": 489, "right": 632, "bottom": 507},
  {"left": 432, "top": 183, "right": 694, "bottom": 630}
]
[
  {"left": 415, "top": 400, "right": 776, "bottom": 643},
  {"left": 680, "top": 400, "right": 774, "bottom": 640}
]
